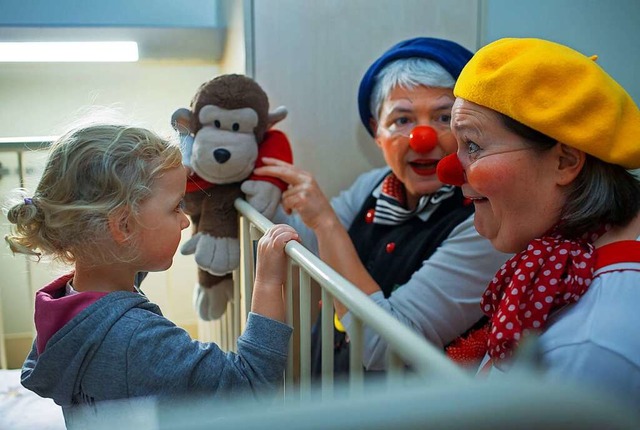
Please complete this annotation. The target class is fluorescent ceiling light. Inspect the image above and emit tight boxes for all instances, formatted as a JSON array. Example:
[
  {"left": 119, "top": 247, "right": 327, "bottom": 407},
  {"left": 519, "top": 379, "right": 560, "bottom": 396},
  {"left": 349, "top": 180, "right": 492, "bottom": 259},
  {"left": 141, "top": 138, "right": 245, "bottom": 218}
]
[{"left": 0, "top": 41, "right": 139, "bottom": 62}]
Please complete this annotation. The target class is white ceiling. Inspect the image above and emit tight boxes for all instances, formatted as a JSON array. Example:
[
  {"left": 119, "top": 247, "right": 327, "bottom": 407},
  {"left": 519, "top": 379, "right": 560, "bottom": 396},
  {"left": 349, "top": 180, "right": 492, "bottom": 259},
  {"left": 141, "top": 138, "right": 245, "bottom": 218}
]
[
  {"left": 0, "top": 26, "right": 226, "bottom": 61},
  {"left": 0, "top": 0, "right": 227, "bottom": 61}
]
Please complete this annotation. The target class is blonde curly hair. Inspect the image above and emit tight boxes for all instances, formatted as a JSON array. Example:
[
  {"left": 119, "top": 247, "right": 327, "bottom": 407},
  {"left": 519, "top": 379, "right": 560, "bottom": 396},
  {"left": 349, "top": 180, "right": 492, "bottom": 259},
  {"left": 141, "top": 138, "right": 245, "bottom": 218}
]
[{"left": 4, "top": 122, "right": 182, "bottom": 266}]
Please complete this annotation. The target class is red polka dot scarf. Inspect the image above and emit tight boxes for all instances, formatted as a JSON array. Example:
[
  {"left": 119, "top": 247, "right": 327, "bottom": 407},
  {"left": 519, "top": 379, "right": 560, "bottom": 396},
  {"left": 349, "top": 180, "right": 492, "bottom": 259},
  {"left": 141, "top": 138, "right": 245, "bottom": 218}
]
[
  {"left": 483, "top": 225, "right": 609, "bottom": 366},
  {"left": 446, "top": 224, "right": 608, "bottom": 368}
]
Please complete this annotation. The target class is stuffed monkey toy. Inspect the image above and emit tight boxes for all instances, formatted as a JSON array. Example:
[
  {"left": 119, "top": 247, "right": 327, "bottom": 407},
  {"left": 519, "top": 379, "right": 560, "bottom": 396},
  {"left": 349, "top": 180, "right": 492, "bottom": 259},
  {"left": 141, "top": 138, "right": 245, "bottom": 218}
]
[{"left": 172, "top": 74, "right": 293, "bottom": 320}]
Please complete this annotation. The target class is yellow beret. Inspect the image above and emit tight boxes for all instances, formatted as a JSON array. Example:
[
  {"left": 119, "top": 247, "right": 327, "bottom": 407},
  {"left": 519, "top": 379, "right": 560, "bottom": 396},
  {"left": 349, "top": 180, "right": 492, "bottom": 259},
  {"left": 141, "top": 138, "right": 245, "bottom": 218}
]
[{"left": 454, "top": 38, "right": 640, "bottom": 169}]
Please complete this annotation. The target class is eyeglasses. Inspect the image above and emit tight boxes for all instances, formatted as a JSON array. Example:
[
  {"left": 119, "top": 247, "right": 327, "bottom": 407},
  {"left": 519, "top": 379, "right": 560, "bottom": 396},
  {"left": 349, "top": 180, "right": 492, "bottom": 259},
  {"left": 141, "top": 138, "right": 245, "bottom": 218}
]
[
  {"left": 439, "top": 146, "right": 538, "bottom": 187},
  {"left": 459, "top": 146, "right": 536, "bottom": 167}
]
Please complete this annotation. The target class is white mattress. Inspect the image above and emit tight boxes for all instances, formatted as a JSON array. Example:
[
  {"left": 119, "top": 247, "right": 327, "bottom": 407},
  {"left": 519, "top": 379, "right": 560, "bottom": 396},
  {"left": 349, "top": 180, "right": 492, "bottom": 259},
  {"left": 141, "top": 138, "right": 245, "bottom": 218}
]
[{"left": 0, "top": 369, "right": 65, "bottom": 429}]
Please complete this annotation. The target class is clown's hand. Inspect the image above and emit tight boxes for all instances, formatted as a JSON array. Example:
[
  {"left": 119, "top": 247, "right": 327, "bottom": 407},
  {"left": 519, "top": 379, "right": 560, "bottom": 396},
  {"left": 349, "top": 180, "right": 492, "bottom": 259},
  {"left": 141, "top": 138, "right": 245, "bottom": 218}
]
[{"left": 241, "top": 180, "right": 282, "bottom": 220}]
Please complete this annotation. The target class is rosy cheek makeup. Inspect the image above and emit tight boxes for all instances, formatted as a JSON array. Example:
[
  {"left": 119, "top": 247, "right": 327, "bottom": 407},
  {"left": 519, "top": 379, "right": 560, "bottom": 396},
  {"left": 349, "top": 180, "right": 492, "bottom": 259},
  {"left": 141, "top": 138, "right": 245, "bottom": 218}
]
[{"left": 466, "top": 159, "right": 511, "bottom": 194}]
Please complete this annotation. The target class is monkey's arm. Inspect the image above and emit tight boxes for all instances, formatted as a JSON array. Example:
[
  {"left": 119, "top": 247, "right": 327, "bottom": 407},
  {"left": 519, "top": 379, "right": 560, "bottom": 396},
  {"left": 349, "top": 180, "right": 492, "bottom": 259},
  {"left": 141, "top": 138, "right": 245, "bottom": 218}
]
[
  {"left": 242, "top": 129, "right": 293, "bottom": 219},
  {"left": 249, "top": 130, "right": 293, "bottom": 191}
]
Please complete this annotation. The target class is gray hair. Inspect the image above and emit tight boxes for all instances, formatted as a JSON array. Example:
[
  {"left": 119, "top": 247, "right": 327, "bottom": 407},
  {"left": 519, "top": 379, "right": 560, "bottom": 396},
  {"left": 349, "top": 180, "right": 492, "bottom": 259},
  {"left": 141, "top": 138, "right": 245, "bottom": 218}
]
[
  {"left": 369, "top": 57, "right": 455, "bottom": 123},
  {"left": 562, "top": 156, "right": 640, "bottom": 237}
]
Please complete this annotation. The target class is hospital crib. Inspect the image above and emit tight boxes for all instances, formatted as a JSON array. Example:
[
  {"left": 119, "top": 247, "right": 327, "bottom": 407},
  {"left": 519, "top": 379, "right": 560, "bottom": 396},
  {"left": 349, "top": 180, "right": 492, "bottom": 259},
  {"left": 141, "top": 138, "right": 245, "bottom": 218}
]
[{"left": 231, "top": 198, "right": 468, "bottom": 396}]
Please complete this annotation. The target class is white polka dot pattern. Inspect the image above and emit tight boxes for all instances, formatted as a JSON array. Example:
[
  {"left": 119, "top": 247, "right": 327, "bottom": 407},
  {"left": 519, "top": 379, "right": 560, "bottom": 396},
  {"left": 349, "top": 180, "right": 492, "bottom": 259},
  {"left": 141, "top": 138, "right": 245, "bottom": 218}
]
[{"left": 480, "top": 226, "right": 607, "bottom": 363}]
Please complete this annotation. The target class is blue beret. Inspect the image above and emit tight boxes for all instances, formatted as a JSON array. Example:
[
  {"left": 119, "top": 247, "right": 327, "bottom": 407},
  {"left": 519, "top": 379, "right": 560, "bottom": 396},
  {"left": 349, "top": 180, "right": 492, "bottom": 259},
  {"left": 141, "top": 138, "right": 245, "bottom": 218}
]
[{"left": 358, "top": 37, "right": 474, "bottom": 136}]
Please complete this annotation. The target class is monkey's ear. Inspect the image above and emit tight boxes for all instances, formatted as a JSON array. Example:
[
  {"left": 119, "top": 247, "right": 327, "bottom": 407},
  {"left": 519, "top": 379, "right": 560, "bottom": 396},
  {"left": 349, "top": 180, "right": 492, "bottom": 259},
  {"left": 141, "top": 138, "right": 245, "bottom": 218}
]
[
  {"left": 267, "top": 106, "right": 288, "bottom": 129},
  {"left": 171, "top": 108, "right": 195, "bottom": 135}
]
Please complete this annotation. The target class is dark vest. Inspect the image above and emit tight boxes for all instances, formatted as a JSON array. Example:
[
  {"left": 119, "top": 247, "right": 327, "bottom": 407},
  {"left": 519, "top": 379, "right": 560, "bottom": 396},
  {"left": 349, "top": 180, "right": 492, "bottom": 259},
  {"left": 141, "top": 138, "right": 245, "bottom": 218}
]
[
  {"left": 348, "top": 187, "right": 474, "bottom": 297},
  {"left": 310, "top": 177, "right": 474, "bottom": 376}
]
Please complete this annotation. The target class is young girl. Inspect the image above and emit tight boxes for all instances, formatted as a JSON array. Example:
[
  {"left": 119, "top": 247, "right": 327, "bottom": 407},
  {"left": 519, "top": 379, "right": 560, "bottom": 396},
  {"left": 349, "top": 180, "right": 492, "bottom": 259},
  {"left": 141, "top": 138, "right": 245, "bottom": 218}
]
[{"left": 4, "top": 120, "right": 296, "bottom": 425}]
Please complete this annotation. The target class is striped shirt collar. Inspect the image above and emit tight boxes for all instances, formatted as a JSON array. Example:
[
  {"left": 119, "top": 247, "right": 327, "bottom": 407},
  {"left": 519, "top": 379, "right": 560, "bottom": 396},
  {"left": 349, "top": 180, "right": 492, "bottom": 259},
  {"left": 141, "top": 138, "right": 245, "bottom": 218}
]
[{"left": 371, "top": 172, "right": 455, "bottom": 225}]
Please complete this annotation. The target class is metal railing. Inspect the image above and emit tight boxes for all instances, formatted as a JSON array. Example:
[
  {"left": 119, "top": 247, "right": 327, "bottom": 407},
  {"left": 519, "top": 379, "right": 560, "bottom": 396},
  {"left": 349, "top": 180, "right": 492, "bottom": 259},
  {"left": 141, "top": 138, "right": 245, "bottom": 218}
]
[
  {"left": 112, "top": 375, "right": 640, "bottom": 429},
  {"left": 233, "top": 198, "right": 469, "bottom": 398}
]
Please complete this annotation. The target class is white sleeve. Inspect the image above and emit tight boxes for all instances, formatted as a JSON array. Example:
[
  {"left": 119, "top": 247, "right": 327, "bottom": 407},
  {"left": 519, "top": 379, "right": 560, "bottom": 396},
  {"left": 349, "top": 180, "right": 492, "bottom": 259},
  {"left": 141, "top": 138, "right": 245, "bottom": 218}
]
[
  {"left": 341, "top": 214, "right": 512, "bottom": 370},
  {"left": 542, "top": 342, "right": 640, "bottom": 408}
]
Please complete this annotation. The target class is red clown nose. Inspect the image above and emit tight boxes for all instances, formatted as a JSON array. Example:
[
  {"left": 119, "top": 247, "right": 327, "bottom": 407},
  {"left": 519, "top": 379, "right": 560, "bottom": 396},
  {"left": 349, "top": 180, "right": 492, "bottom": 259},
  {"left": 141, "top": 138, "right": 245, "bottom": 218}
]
[
  {"left": 409, "top": 126, "right": 438, "bottom": 153},
  {"left": 437, "top": 153, "right": 466, "bottom": 186}
]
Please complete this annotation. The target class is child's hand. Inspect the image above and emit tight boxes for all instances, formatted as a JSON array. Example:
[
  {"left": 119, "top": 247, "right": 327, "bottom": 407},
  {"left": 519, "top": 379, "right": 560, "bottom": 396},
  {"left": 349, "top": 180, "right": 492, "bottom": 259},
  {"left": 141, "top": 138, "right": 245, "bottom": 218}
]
[
  {"left": 255, "top": 224, "right": 299, "bottom": 286},
  {"left": 252, "top": 224, "right": 299, "bottom": 322}
]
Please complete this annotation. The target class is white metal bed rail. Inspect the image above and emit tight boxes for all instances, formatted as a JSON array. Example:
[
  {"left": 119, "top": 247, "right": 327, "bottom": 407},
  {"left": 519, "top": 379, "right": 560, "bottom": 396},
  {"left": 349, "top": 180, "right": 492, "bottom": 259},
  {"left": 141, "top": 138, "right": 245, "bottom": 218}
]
[
  {"left": 133, "top": 375, "right": 640, "bottom": 429},
  {"left": 233, "top": 198, "right": 469, "bottom": 398}
]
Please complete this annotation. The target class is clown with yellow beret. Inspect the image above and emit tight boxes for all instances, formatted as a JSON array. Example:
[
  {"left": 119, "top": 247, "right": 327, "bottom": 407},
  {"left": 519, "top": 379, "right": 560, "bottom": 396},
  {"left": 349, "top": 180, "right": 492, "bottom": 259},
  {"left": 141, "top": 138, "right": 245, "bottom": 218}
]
[{"left": 438, "top": 38, "right": 640, "bottom": 409}]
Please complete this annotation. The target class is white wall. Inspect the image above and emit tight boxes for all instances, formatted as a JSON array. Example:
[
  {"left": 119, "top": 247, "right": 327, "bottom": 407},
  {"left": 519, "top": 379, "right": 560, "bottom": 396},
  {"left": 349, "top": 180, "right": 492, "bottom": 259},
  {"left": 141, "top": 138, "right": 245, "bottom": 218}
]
[
  {"left": 248, "top": 0, "right": 480, "bottom": 199},
  {"left": 248, "top": 0, "right": 640, "bottom": 200},
  {"left": 482, "top": 0, "right": 640, "bottom": 105},
  {"left": 0, "top": 62, "right": 220, "bottom": 138}
]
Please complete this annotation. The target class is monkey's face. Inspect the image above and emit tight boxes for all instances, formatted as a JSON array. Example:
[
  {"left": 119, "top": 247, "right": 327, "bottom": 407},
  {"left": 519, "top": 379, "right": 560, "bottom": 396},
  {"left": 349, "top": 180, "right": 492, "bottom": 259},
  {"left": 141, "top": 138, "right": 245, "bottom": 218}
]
[{"left": 191, "top": 104, "right": 259, "bottom": 184}]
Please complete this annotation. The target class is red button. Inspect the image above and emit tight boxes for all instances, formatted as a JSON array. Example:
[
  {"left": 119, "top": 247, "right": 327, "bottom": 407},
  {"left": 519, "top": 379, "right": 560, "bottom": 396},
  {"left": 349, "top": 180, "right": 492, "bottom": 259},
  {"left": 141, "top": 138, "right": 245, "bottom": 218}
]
[
  {"left": 365, "top": 208, "right": 375, "bottom": 223},
  {"left": 386, "top": 242, "right": 396, "bottom": 253}
]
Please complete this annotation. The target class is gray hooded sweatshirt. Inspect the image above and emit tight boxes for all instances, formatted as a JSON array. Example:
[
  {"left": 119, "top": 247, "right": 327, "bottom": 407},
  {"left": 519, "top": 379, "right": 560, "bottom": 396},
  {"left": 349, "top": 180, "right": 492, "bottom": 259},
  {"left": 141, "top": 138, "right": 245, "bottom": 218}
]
[{"left": 22, "top": 273, "right": 292, "bottom": 427}]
